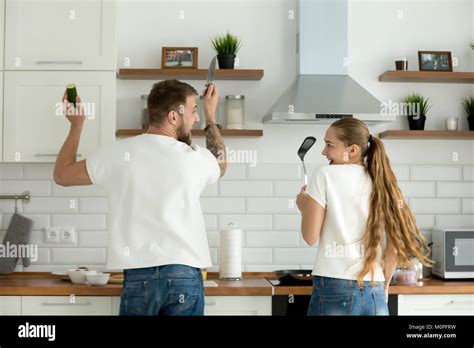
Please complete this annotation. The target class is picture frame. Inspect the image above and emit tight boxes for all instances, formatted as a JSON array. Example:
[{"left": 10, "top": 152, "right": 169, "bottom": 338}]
[
  {"left": 161, "top": 47, "right": 198, "bottom": 69},
  {"left": 418, "top": 51, "right": 452, "bottom": 72}
]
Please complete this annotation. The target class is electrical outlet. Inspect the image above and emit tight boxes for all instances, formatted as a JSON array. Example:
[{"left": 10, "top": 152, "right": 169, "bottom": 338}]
[
  {"left": 44, "top": 228, "right": 60, "bottom": 243},
  {"left": 60, "top": 227, "right": 76, "bottom": 245}
]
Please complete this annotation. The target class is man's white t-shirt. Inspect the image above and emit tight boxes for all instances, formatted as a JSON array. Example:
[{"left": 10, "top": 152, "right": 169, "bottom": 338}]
[
  {"left": 86, "top": 134, "right": 220, "bottom": 270},
  {"left": 306, "top": 164, "right": 385, "bottom": 281}
]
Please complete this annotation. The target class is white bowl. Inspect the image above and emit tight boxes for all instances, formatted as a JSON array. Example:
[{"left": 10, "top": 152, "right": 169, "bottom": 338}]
[
  {"left": 86, "top": 273, "right": 110, "bottom": 286},
  {"left": 68, "top": 269, "right": 97, "bottom": 284}
]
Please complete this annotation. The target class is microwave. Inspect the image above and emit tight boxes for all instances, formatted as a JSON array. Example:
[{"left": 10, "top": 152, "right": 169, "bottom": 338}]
[{"left": 432, "top": 227, "right": 474, "bottom": 279}]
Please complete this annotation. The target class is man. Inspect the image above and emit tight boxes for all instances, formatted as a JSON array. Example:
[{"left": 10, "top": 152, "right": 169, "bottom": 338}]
[{"left": 54, "top": 79, "right": 226, "bottom": 315}]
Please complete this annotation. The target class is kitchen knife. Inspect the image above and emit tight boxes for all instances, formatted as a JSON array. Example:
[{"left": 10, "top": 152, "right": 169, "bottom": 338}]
[{"left": 204, "top": 56, "right": 217, "bottom": 95}]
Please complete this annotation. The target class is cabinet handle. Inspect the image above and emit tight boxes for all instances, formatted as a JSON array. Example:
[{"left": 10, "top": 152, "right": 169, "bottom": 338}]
[
  {"left": 36, "top": 61, "right": 83, "bottom": 65},
  {"left": 35, "top": 154, "right": 82, "bottom": 157},
  {"left": 41, "top": 301, "right": 92, "bottom": 306}
]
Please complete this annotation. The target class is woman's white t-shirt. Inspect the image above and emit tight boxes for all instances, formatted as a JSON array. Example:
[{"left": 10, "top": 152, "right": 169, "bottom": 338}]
[
  {"left": 86, "top": 134, "right": 220, "bottom": 271},
  {"left": 306, "top": 164, "right": 385, "bottom": 281}
]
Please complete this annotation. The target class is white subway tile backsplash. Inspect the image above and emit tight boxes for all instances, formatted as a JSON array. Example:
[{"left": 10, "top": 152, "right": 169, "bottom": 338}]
[
  {"left": 201, "top": 198, "right": 245, "bottom": 213},
  {"left": 409, "top": 198, "right": 461, "bottom": 214},
  {"left": 0, "top": 180, "right": 51, "bottom": 196},
  {"left": 204, "top": 214, "right": 218, "bottom": 230},
  {"left": 245, "top": 231, "right": 299, "bottom": 247},
  {"left": 79, "top": 197, "right": 108, "bottom": 213},
  {"left": 51, "top": 248, "right": 106, "bottom": 264},
  {"left": 392, "top": 165, "right": 410, "bottom": 181},
  {"left": 242, "top": 248, "right": 273, "bottom": 264},
  {"left": 274, "top": 181, "right": 302, "bottom": 197},
  {"left": 274, "top": 248, "right": 317, "bottom": 264},
  {"left": 462, "top": 199, "right": 474, "bottom": 214},
  {"left": 219, "top": 181, "right": 273, "bottom": 197},
  {"left": 274, "top": 214, "right": 300, "bottom": 230},
  {"left": 52, "top": 183, "right": 106, "bottom": 196},
  {"left": 248, "top": 164, "right": 301, "bottom": 180},
  {"left": 435, "top": 215, "right": 474, "bottom": 227},
  {"left": 51, "top": 214, "right": 106, "bottom": 230},
  {"left": 413, "top": 215, "right": 435, "bottom": 229},
  {"left": 411, "top": 165, "right": 462, "bottom": 181},
  {"left": 202, "top": 183, "right": 218, "bottom": 197},
  {"left": 23, "top": 164, "right": 54, "bottom": 180},
  {"left": 30, "top": 248, "right": 51, "bottom": 265},
  {"left": 218, "top": 214, "right": 272, "bottom": 230},
  {"left": 221, "top": 164, "right": 246, "bottom": 180},
  {"left": 0, "top": 200, "right": 23, "bottom": 213},
  {"left": 437, "top": 182, "right": 474, "bottom": 198},
  {"left": 398, "top": 182, "right": 435, "bottom": 197},
  {"left": 247, "top": 198, "right": 298, "bottom": 214},
  {"left": 24, "top": 197, "right": 78, "bottom": 213},
  {"left": 0, "top": 164, "right": 23, "bottom": 179},
  {"left": 78, "top": 231, "right": 109, "bottom": 247},
  {"left": 463, "top": 166, "right": 474, "bottom": 181},
  {"left": 206, "top": 231, "right": 219, "bottom": 248},
  {"left": 2, "top": 214, "right": 50, "bottom": 230}
]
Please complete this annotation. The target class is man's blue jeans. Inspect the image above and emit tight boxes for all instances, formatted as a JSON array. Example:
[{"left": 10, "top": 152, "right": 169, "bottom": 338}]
[
  {"left": 307, "top": 276, "right": 389, "bottom": 316},
  {"left": 119, "top": 264, "right": 205, "bottom": 316}
]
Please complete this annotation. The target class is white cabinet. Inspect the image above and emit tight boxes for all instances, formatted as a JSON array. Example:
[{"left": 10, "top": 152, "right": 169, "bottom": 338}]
[
  {"left": 4, "top": 71, "right": 116, "bottom": 162},
  {"left": 398, "top": 294, "right": 474, "bottom": 316},
  {"left": 0, "top": 72, "right": 3, "bottom": 161},
  {"left": 5, "top": 0, "right": 116, "bottom": 70},
  {"left": 204, "top": 296, "right": 272, "bottom": 316},
  {"left": 112, "top": 296, "right": 120, "bottom": 315},
  {"left": 21, "top": 296, "right": 113, "bottom": 315},
  {"left": 0, "top": 296, "right": 21, "bottom": 315}
]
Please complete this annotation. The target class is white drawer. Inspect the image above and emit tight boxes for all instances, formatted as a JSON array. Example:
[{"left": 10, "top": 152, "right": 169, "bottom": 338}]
[
  {"left": 112, "top": 296, "right": 121, "bottom": 315},
  {"left": 22, "top": 296, "right": 112, "bottom": 315},
  {"left": 0, "top": 296, "right": 21, "bottom": 315},
  {"left": 204, "top": 296, "right": 271, "bottom": 316},
  {"left": 398, "top": 294, "right": 474, "bottom": 315}
]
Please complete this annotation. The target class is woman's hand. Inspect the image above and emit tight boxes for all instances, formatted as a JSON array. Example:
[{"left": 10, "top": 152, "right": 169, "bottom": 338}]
[{"left": 296, "top": 185, "right": 310, "bottom": 212}]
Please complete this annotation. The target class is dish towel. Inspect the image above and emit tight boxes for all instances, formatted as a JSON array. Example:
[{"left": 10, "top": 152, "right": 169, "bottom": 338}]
[{"left": 0, "top": 213, "right": 34, "bottom": 275}]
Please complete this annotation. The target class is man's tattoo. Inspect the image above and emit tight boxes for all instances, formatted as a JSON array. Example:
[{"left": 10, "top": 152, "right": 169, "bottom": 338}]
[{"left": 206, "top": 125, "right": 227, "bottom": 176}]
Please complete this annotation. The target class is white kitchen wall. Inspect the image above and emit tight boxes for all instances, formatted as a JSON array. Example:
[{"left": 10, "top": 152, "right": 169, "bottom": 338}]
[{"left": 2, "top": 0, "right": 473, "bottom": 272}]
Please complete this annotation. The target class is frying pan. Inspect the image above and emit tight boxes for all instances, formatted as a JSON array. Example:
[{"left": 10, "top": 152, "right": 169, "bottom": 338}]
[{"left": 274, "top": 269, "right": 313, "bottom": 286}]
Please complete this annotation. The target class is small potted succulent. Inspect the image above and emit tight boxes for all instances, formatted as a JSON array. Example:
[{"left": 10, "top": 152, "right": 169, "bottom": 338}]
[
  {"left": 211, "top": 31, "right": 242, "bottom": 69},
  {"left": 470, "top": 40, "right": 474, "bottom": 50},
  {"left": 463, "top": 97, "right": 474, "bottom": 131},
  {"left": 402, "top": 93, "right": 431, "bottom": 130}
]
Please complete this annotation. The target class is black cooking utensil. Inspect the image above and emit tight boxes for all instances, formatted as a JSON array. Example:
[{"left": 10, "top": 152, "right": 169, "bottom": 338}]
[{"left": 297, "top": 136, "right": 316, "bottom": 185}]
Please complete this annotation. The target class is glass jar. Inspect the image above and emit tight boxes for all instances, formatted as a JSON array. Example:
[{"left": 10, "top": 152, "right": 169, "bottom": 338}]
[
  {"left": 141, "top": 95, "right": 149, "bottom": 130},
  {"left": 225, "top": 95, "right": 245, "bottom": 129},
  {"left": 197, "top": 95, "right": 223, "bottom": 129}
]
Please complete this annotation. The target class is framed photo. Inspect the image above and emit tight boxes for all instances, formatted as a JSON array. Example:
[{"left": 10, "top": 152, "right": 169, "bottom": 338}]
[
  {"left": 418, "top": 51, "right": 452, "bottom": 72},
  {"left": 161, "top": 47, "right": 198, "bottom": 69}
]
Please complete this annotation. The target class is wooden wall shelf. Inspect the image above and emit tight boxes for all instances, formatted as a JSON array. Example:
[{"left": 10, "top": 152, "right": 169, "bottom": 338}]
[
  {"left": 379, "top": 130, "right": 474, "bottom": 139},
  {"left": 117, "top": 68, "right": 264, "bottom": 80},
  {"left": 116, "top": 129, "right": 263, "bottom": 138},
  {"left": 378, "top": 70, "right": 474, "bottom": 83}
]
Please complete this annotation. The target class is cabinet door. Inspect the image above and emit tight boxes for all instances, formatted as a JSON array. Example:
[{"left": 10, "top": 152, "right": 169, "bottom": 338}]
[
  {"left": 0, "top": 0, "right": 5, "bottom": 69},
  {"left": 4, "top": 71, "right": 116, "bottom": 162},
  {"left": 22, "top": 296, "right": 113, "bottom": 315},
  {"left": 0, "top": 296, "right": 21, "bottom": 315},
  {"left": 398, "top": 294, "right": 474, "bottom": 315},
  {"left": 5, "top": 0, "right": 116, "bottom": 70},
  {"left": 204, "top": 296, "right": 272, "bottom": 316}
]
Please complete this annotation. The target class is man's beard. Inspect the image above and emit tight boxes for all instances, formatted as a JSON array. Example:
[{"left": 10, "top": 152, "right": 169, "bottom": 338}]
[{"left": 176, "top": 123, "right": 192, "bottom": 146}]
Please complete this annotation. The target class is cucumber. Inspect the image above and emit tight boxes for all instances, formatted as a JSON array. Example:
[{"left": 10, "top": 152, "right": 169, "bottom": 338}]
[{"left": 66, "top": 83, "right": 78, "bottom": 107}]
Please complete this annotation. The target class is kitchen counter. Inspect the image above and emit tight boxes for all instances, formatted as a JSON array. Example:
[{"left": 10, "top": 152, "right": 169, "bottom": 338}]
[
  {"left": 0, "top": 272, "right": 472, "bottom": 296},
  {"left": 0, "top": 272, "right": 272, "bottom": 296}
]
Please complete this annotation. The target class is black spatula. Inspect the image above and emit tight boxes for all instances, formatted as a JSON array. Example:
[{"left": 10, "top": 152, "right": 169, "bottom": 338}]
[{"left": 297, "top": 136, "right": 316, "bottom": 185}]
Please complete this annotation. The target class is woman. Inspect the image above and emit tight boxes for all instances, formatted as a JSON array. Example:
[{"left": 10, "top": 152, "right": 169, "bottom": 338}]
[{"left": 296, "top": 118, "right": 432, "bottom": 316}]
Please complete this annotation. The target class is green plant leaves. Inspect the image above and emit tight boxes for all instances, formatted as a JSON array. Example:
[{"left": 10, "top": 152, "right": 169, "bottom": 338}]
[{"left": 211, "top": 32, "right": 242, "bottom": 55}]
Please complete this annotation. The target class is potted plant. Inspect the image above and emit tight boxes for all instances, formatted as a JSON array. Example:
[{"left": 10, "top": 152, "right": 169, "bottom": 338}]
[
  {"left": 211, "top": 31, "right": 242, "bottom": 69},
  {"left": 402, "top": 93, "right": 431, "bottom": 130},
  {"left": 470, "top": 40, "right": 474, "bottom": 50},
  {"left": 463, "top": 97, "right": 474, "bottom": 131}
]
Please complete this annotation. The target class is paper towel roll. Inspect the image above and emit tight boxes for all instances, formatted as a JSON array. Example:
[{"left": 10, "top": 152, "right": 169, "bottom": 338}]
[{"left": 219, "top": 224, "right": 242, "bottom": 279}]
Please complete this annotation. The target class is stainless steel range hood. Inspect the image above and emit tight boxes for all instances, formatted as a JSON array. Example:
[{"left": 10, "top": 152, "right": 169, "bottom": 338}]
[{"left": 263, "top": 0, "right": 395, "bottom": 125}]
